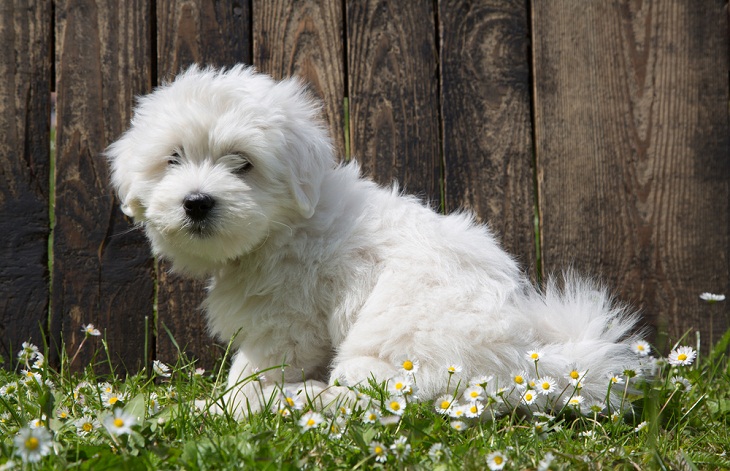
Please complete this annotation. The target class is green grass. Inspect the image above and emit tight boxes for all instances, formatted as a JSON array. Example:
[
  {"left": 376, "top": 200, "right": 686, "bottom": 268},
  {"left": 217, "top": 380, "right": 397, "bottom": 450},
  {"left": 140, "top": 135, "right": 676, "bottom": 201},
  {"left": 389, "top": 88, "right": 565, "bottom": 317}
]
[{"left": 2, "top": 322, "right": 730, "bottom": 470}]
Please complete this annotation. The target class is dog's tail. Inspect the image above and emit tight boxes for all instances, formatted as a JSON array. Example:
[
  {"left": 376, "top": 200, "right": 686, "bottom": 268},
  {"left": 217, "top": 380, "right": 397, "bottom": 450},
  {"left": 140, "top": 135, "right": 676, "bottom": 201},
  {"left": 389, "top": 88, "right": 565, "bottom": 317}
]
[{"left": 516, "top": 271, "right": 649, "bottom": 411}]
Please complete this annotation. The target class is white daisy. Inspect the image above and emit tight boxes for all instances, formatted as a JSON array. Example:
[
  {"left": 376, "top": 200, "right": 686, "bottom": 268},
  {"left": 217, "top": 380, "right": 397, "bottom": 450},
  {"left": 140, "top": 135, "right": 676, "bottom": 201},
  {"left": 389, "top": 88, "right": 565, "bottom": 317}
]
[
  {"left": 669, "top": 375, "right": 692, "bottom": 392},
  {"left": 631, "top": 340, "right": 651, "bottom": 356},
  {"left": 450, "top": 420, "right": 468, "bottom": 432},
  {"left": 370, "top": 441, "right": 388, "bottom": 463},
  {"left": 428, "top": 443, "right": 451, "bottom": 462},
  {"left": 279, "top": 388, "right": 304, "bottom": 410},
  {"left": 104, "top": 408, "right": 136, "bottom": 435},
  {"left": 564, "top": 395, "right": 584, "bottom": 408},
  {"left": 362, "top": 408, "right": 380, "bottom": 424},
  {"left": 81, "top": 324, "right": 101, "bottom": 336},
  {"left": 465, "top": 401, "right": 484, "bottom": 418},
  {"left": 390, "top": 436, "right": 411, "bottom": 461},
  {"left": 75, "top": 416, "right": 100, "bottom": 436},
  {"left": 469, "top": 375, "right": 493, "bottom": 387},
  {"left": 298, "top": 411, "right": 324, "bottom": 431},
  {"left": 668, "top": 346, "right": 697, "bottom": 366},
  {"left": 434, "top": 394, "right": 456, "bottom": 415},
  {"left": 152, "top": 360, "right": 171, "bottom": 378},
  {"left": 399, "top": 358, "right": 420, "bottom": 376},
  {"left": 608, "top": 373, "right": 624, "bottom": 385},
  {"left": 486, "top": 450, "right": 508, "bottom": 470},
  {"left": 102, "top": 391, "right": 124, "bottom": 408},
  {"left": 565, "top": 367, "right": 587, "bottom": 385},
  {"left": 13, "top": 426, "right": 52, "bottom": 463},
  {"left": 17, "top": 342, "right": 40, "bottom": 361},
  {"left": 446, "top": 364, "right": 463, "bottom": 375},
  {"left": 699, "top": 292, "right": 725, "bottom": 303},
  {"left": 448, "top": 404, "right": 469, "bottom": 419},
  {"left": 526, "top": 350, "right": 542, "bottom": 362},
  {"left": 463, "top": 384, "right": 485, "bottom": 402},
  {"left": 385, "top": 396, "right": 406, "bottom": 416},
  {"left": 388, "top": 376, "right": 413, "bottom": 396},
  {"left": 521, "top": 390, "right": 538, "bottom": 405},
  {"left": 536, "top": 376, "right": 557, "bottom": 395},
  {"left": 511, "top": 371, "right": 529, "bottom": 390}
]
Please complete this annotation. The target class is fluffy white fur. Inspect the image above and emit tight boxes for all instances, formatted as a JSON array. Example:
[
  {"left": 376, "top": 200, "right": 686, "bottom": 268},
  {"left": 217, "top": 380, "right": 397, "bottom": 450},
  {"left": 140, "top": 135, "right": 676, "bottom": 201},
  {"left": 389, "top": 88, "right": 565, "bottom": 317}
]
[{"left": 107, "top": 65, "right": 646, "bottom": 417}]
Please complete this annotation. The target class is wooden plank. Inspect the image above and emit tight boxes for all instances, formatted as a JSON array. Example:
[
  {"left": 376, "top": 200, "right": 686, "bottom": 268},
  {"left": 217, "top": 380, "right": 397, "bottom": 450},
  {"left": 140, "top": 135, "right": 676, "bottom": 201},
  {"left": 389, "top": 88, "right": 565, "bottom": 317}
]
[
  {"left": 253, "top": 0, "right": 346, "bottom": 158},
  {"left": 346, "top": 0, "right": 441, "bottom": 202},
  {"left": 53, "top": 0, "right": 153, "bottom": 372},
  {"left": 439, "top": 0, "right": 537, "bottom": 277},
  {"left": 156, "top": 0, "right": 251, "bottom": 370},
  {"left": 532, "top": 1, "right": 729, "bottom": 348},
  {"left": 0, "top": 0, "right": 52, "bottom": 364}
]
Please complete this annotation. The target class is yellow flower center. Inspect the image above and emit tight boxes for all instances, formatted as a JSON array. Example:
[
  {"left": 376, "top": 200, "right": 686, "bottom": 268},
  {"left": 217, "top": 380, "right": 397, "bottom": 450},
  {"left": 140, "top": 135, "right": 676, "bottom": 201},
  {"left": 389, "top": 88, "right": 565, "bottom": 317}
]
[
  {"left": 470, "top": 391, "right": 478, "bottom": 398},
  {"left": 514, "top": 375, "right": 524, "bottom": 384},
  {"left": 286, "top": 397, "right": 295, "bottom": 407},
  {"left": 25, "top": 437, "right": 39, "bottom": 451},
  {"left": 83, "top": 423, "right": 93, "bottom": 432},
  {"left": 677, "top": 353, "right": 687, "bottom": 361},
  {"left": 403, "top": 360, "right": 413, "bottom": 371},
  {"left": 570, "top": 371, "right": 579, "bottom": 380},
  {"left": 531, "top": 353, "right": 539, "bottom": 360},
  {"left": 440, "top": 400, "right": 451, "bottom": 410},
  {"left": 525, "top": 393, "right": 533, "bottom": 401},
  {"left": 390, "top": 401, "right": 401, "bottom": 411},
  {"left": 375, "top": 446, "right": 383, "bottom": 455},
  {"left": 306, "top": 419, "right": 316, "bottom": 427},
  {"left": 114, "top": 418, "right": 125, "bottom": 428},
  {"left": 109, "top": 397, "right": 118, "bottom": 405},
  {"left": 395, "top": 382, "right": 404, "bottom": 390},
  {"left": 494, "top": 456, "right": 503, "bottom": 465},
  {"left": 637, "top": 345, "right": 645, "bottom": 351},
  {"left": 541, "top": 382, "right": 550, "bottom": 390},
  {"left": 470, "top": 405, "right": 478, "bottom": 413}
]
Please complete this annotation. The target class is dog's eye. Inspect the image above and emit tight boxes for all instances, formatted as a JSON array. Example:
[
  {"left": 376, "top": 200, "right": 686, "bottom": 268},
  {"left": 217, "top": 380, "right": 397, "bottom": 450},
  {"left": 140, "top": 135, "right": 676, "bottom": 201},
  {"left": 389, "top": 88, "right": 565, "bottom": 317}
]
[
  {"left": 232, "top": 155, "right": 253, "bottom": 175},
  {"left": 168, "top": 152, "right": 181, "bottom": 166}
]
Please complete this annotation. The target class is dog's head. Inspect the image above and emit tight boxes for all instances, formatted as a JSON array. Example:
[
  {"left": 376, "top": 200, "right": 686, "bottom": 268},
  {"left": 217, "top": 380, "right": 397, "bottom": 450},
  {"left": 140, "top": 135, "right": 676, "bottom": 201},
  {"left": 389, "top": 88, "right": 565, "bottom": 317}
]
[{"left": 106, "top": 65, "right": 335, "bottom": 275}]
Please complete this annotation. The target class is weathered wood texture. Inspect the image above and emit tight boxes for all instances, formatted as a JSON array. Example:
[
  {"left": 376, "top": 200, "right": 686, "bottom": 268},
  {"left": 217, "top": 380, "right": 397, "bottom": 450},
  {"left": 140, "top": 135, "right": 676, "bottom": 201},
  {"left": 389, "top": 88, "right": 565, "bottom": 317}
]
[
  {"left": 347, "top": 0, "right": 441, "bottom": 203},
  {"left": 253, "top": 0, "right": 346, "bottom": 158},
  {"left": 0, "top": 0, "right": 52, "bottom": 363},
  {"left": 439, "top": 0, "right": 537, "bottom": 277},
  {"left": 52, "top": 0, "right": 154, "bottom": 371},
  {"left": 532, "top": 1, "right": 730, "bottom": 345},
  {"left": 156, "top": 0, "right": 251, "bottom": 370}
]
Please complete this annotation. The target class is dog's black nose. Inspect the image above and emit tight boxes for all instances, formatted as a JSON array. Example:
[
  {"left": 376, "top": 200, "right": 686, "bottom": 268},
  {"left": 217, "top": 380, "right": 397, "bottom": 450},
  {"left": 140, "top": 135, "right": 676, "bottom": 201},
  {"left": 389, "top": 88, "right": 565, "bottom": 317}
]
[{"left": 183, "top": 192, "right": 216, "bottom": 221}]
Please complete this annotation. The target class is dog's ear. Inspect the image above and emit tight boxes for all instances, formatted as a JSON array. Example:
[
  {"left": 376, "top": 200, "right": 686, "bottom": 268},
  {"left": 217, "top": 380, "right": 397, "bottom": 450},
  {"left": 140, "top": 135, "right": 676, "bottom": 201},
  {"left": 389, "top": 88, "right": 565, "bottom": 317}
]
[
  {"left": 105, "top": 137, "right": 146, "bottom": 222},
  {"left": 289, "top": 166, "right": 320, "bottom": 219}
]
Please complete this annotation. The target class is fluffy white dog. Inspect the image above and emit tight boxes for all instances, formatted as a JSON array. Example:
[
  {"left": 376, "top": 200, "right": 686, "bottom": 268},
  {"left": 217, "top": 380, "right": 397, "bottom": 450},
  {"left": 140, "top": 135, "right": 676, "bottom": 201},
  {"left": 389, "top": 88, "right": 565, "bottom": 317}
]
[{"left": 107, "top": 65, "right": 646, "bottom": 417}]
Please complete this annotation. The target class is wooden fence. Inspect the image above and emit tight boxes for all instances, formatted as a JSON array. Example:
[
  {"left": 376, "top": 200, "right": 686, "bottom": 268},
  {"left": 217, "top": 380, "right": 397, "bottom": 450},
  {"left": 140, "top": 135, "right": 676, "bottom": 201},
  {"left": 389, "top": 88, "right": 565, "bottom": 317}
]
[{"left": 1, "top": 0, "right": 728, "bottom": 373}]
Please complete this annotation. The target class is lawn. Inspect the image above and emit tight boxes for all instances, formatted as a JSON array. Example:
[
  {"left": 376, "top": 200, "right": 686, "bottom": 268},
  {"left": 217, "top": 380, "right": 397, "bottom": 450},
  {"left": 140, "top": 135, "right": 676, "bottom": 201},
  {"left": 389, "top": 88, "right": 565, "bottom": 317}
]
[{"left": 1, "top": 297, "right": 729, "bottom": 470}]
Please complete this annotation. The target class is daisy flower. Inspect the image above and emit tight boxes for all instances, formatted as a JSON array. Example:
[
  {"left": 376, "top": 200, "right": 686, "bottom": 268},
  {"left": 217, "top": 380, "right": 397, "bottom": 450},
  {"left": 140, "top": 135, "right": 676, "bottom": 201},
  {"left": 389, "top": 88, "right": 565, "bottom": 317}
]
[
  {"left": 21, "top": 369, "right": 42, "bottom": 386},
  {"left": 463, "top": 384, "right": 485, "bottom": 402},
  {"left": 14, "top": 426, "right": 52, "bottom": 463},
  {"left": 450, "top": 420, "right": 468, "bottom": 432},
  {"left": 526, "top": 350, "right": 542, "bottom": 362},
  {"left": 152, "top": 360, "right": 171, "bottom": 378},
  {"left": 193, "top": 367, "right": 205, "bottom": 376},
  {"left": 634, "top": 421, "right": 648, "bottom": 432},
  {"left": 449, "top": 404, "right": 468, "bottom": 419},
  {"left": 390, "top": 436, "right": 411, "bottom": 461},
  {"left": 362, "top": 408, "right": 380, "bottom": 424},
  {"left": 608, "top": 373, "right": 624, "bottom": 385},
  {"left": 56, "top": 406, "right": 71, "bottom": 420},
  {"left": 370, "top": 441, "right": 388, "bottom": 463},
  {"left": 631, "top": 340, "right": 651, "bottom": 356},
  {"left": 668, "top": 346, "right": 697, "bottom": 366},
  {"left": 486, "top": 450, "right": 508, "bottom": 470},
  {"left": 512, "top": 372, "right": 529, "bottom": 389},
  {"left": 327, "top": 417, "right": 346, "bottom": 439},
  {"left": 538, "top": 452, "right": 555, "bottom": 471},
  {"left": 29, "top": 416, "right": 46, "bottom": 428},
  {"left": 17, "top": 342, "right": 40, "bottom": 361},
  {"left": 469, "top": 375, "right": 493, "bottom": 387},
  {"left": 388, "top": 376, "right": 413, "bottom": 396},
  {"left": 582, "top": 401, "right": 606, "bottom": 416},
  {"left": 102, "top": 391, "right": 124, "bottom": 408},
  {"left": 0, "top": 382, "right": 19, "bottom": 398},
  {"left": 465, "top": 401, "right": 484, "bottom": 418},
  {"left": 104, "top": 409, "right": 136, "bottom": 436},
  {"left": 536, "top": 376, "right": 557, "bottom": 395},
  {"left": 81, "top": 324, "right": 101, "bottom": 336},
  {"left": 434, "top": 394, "right": 456, "bottom": 415},
  {"left": 521, "top": 390, "right": 538, "bottom": 405},
  {"left": 399, "top": 358, "right": 420, "bottom": 376},
  {"left": 699, "top": 292, "right": 725, "bottom": 303},
  {"left": 279, "top": 388, "right": 304, "bottom": 410},
  {"left": 428, "top": 443, "right": 451, "bottom": 462},
  {"left": 446, "top": 364, "right": 463, "bottom": 375},
  {"left": 148, "top": 392, "right": 160, "bottom": 415},
  {"left": 565, "top": 367, "right": 587, "bottom": 385},
  {"left": 75, "top": 416, "right": 100, "bottom": 436},
  {"left": 564, "top": 395, "right": 584, "bottom": 408},
  {"left": 669, "top": 375, "right": 692, "bottom": 392},
  {"left": 384, "top": 396, "right": 406, "bottom": 416},
  {"left": 298, "top": 411, "right": 324, "bottom": 431}
]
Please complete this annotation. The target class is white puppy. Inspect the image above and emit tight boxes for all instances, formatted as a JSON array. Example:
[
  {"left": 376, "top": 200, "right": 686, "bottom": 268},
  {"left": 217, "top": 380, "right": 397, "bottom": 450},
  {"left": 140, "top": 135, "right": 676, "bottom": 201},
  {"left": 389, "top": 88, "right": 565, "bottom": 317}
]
[{"left": 107, "top": 65, "right": 646, "bottom": 416}]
